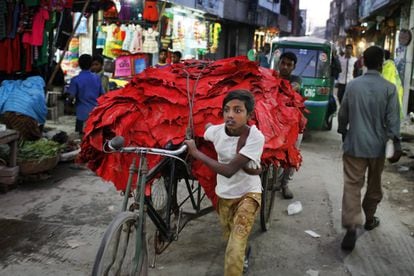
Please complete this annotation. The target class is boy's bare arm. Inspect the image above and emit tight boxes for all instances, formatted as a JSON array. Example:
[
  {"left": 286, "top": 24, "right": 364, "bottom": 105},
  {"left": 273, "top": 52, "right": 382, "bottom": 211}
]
[{"left": 184, "top": 139, "right": 250, "bottom": 178}]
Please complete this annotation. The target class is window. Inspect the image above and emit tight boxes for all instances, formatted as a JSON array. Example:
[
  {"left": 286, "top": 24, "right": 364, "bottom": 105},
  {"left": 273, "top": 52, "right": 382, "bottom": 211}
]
[{"left": 272, "top": 47, "right": 330, "bottom": 78}]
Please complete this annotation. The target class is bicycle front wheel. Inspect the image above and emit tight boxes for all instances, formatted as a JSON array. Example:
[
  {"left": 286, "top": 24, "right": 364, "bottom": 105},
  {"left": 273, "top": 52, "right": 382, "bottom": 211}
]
[
  {"left": 260, "top": 164, "right": 277, "bottom": 231},
  {"left": 92, "top": 212, "right": 148, "bottom": 276}
]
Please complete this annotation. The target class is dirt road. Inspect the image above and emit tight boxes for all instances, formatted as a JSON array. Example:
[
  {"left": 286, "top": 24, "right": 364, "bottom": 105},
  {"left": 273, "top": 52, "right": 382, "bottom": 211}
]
[{"left": 0, "top": 126, "right": 413, "bottom": 275}]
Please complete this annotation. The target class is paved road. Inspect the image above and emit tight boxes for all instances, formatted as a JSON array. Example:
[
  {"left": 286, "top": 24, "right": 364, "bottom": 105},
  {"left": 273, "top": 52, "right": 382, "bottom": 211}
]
[{"left": 0, "top": 126, "right": 413, "bottom": 275}]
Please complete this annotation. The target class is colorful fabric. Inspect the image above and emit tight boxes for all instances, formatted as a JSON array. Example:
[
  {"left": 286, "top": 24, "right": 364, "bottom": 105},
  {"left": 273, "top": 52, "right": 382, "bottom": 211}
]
[
  {"left": 143, "top": 0, "right": 158, "bottom": 22},
  {"left": 102, "top": 24, "right": 120, "bottom": 58},
  {"left": 22, "top": 8, "right": 49, "bottom": 46},
  {"left": 382, "top": 59, "right": 404, "bottom": 118},
  {"left": 74, "top": 13, "right": 88, "bottom": 35},
  {"left": 0, "top": 112, "right": 42, "bottom": 141},
  {"left": 142, "top": 28, "right": 159, "bottom": 53},
  {"left": 129, "top": 25, "right": 143, "bottom": 54},
  {"left": 0, "top": 35, "right": 21, "bottom": 73}
]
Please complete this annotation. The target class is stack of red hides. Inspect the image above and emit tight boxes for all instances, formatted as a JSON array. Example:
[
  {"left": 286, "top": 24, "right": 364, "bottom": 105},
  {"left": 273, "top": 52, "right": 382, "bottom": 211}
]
[{"left": 78, "top": 56, "right": 307, "bottom": 207}]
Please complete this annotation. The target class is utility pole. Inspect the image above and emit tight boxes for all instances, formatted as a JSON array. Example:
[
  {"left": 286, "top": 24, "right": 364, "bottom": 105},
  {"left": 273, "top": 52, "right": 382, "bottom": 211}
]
[{"left": 402, "top": 0, "right": 414, "bottom": 117}]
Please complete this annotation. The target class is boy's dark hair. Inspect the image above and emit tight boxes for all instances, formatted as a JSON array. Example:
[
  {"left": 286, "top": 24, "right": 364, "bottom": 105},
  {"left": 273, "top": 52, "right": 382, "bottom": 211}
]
[
  {"left": 363, "top": 46, "right": 384, "bottom": 70},
  {"left": 79, "top": 54, "right": 92, "bottom": 70},
  {"left": 384, "top": 49, "right": 391, "bottom": 60},
  {"left": 223, "top": 90, "right": 255, "bottom": 114},
  {"left": 160, "top": 48, "right": 168, "bottom": 55},
  {"left": 92, "top": 55, "right": 104, "bottom": 65},
  {"left": 173, "top": 51, "right": 182, "bottom": 59},
  {"left": 280, "top": 52, "right": 297, "bottom": 65}
]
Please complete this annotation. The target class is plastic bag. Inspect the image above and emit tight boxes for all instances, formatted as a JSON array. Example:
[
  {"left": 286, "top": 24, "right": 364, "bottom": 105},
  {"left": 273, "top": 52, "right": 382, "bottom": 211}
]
[{"left": 287, "top": 201, "right": 303, "bottom": 215}]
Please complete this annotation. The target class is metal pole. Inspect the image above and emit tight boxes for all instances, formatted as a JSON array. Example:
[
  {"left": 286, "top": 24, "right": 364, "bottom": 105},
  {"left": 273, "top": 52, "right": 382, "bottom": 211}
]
[{"left": 402, "top": 0, "right": 414, "bottom": 117}]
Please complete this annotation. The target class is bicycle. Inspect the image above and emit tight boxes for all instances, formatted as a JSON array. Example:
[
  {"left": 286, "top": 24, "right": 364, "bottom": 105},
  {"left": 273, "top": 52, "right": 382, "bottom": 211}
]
[{"left": 92, "top": 135, "right": 279, "bottom": 276}]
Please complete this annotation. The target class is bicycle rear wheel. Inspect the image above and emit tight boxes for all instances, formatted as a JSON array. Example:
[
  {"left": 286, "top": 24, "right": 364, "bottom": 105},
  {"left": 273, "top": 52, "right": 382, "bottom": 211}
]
[
  {"left": 92, "top": 212, "right": 148, "bottom": 276},
  {"left": 260, "top": 164, "right": 277, "bottom": 231}
]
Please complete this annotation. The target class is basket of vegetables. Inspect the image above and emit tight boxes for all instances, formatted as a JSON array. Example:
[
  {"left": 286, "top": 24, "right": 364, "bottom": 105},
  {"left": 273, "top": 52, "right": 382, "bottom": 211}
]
[{"left": 17, "top": 139, "right": 62, "bottom": 175}]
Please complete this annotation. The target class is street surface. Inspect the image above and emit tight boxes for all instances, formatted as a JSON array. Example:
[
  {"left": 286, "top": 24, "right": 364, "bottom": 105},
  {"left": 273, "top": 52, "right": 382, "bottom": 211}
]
[{"left": 0, "top": 123, "right": 413, "bottom": 276}]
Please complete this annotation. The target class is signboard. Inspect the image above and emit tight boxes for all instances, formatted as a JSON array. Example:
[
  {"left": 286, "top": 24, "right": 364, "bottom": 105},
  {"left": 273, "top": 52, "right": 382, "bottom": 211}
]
[
  {"left": 195, "top": 0, "right": 224, "bottom": 17},
  {"left": 115, "top": 56, "right": 132, "bottom": 77}
]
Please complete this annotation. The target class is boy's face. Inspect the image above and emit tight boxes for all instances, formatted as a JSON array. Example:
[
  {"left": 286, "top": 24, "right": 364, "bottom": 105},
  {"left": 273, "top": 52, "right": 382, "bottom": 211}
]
[
  {"left": 171, "top": 54, "right": 180, "bottom": 64},
  {"left": 278, "top": 57, "right": 295, "bottom": 79},
  {"left": 223, "top": 99, "right": 250, "bottom": 135},
  {"left": 159, "top": 51, "right": 167, "bottom": 63},
  {"left": 91, "top": 61, "right": 103, "bottom": 73}
]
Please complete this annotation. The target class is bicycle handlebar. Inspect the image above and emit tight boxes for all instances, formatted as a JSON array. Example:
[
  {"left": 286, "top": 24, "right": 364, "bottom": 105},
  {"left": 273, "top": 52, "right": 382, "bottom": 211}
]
[{"left": 106, "top": 136, "right": 188, "bottom": 156}]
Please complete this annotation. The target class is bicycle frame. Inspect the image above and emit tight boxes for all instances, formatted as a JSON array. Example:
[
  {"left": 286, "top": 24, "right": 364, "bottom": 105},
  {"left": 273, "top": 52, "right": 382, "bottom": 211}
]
[{"left": 109, "top": 141, "right": 213, "bottom": 271}]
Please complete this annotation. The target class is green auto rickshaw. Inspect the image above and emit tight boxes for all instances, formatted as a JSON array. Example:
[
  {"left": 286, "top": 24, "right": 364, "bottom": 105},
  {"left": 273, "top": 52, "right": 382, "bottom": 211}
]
[{"left": 270, "top": 36, "right": 336, "bottom": 130}]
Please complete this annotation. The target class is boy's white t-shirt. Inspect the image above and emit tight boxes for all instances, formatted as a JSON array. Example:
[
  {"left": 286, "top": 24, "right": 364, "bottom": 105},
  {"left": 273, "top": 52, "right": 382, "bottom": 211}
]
[{"left": 204, "top": 124, "right": 265, "bottom": 199}]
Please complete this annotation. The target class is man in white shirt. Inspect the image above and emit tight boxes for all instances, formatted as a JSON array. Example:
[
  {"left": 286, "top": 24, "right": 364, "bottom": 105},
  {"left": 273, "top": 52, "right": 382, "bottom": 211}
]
[{"left": 337, "top": 44, "right": 357, "bottom": 104}]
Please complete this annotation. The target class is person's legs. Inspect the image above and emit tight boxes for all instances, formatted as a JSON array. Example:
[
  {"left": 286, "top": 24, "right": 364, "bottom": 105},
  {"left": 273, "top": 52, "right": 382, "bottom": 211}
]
[
  {"left": 337, "top": 84, "right": 346, "bottom": 104},
  {"left": 280, "top": 168, "right": 294, "bottom": 199},
  {"left": 218, "top": 197, "right": 235, "bottom": 240},
  {"left": 75, "top": 119, "right": 85, "bottom": 140},
  {"left": 341, "top": 154, "right": 368, "bottom": 250},
  {"left": 362, "top": 157, "right": 385, "bottom": 229},
  {"left": 342, "top": 154, "right": 368, "bottom": 227},
  {"left": 223, "top": 193, "right": 261, "bottom": 276},
  {"left": 280, "top": 133, "right": 303, "bottom": 199}
]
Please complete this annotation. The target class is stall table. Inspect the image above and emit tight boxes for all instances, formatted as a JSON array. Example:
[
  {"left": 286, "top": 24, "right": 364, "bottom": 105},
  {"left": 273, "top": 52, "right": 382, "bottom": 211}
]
[{"left": 0, "top": 129, "right": 19, "bottom": 192}]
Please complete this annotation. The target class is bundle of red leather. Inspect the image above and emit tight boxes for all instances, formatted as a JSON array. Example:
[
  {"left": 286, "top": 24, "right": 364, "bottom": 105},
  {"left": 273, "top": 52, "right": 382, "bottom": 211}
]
[{"left": 78, "top": 56, "right": 307, "bottom": 207}]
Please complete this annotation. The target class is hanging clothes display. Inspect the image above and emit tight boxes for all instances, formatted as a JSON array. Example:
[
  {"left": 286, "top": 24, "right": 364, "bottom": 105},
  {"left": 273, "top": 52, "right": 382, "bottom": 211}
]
[
  {"left": 142, "top": 28, "right": 159, "bottom": 54},
  {"left": 143, "top": 0, "right": 158, "bottom": 22},
  {"left": 96, "top": 25, "right": 107, "bottom": 49},
  {"left": 55, "top": 8, "right": 73, "bottom": 50},
  {"left": 22, "top": 7, "right": 49, "bottom": 46}
]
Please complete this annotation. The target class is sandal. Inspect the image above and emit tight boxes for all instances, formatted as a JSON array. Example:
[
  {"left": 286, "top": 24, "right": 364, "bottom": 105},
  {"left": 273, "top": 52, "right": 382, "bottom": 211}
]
[
  {"left": 282, "top": 186, "right": 293, "bottom": 199},
  {"left": 364, "top": 216, "right": 380, "bottom": 231},
  {"left": 243, "top": 245, "right": 251, "bottom": 274},
  {"left": 341, "top": 229, "right": 357, "bottom": 251}
]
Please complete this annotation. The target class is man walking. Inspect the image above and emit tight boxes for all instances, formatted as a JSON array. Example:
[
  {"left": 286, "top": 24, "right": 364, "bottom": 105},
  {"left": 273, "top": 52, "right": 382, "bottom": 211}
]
[
  {"left": 338, "top": 46, "right": 401, "bottom": 251},
  {"left": 277, "top": 51, "right": 302, "bottom": 199},
  {"left": 337, "top": 44, "right": 357, "bottom": 104}
]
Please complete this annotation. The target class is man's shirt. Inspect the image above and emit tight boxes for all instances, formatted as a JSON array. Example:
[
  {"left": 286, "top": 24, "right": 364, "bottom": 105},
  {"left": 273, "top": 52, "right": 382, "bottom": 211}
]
[
  {"left": 338, "top": 55, "right": 357, "bottom": 85},
  {"left": 68, "top": 70, "right": 104, "bottom": 121},
  {"left": 338, "top": 70, "right": 400, "bottom": 158}
]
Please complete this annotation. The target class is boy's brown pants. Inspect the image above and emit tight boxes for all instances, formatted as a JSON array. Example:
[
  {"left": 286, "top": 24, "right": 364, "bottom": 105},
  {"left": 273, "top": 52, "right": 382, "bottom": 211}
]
[
  {"left": 218, "top": 192, "right": 261, "bottom": 276},
  {"left": 342, "top": 154, "right": 385, "bottom": 228}
]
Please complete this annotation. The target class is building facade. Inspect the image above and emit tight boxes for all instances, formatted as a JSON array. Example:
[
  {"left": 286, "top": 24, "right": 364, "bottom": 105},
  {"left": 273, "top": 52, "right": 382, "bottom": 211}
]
[
  {"left": 166, "top": 0, "right": 302, "bottom": 58},
  {"left": 326, "top": 0, "right": 414, "bottom": 116}
]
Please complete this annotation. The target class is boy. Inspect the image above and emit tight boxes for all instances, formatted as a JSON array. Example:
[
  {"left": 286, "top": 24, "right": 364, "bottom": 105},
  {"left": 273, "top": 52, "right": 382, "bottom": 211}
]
[
  {"left": 91, "top": 55, "right": 109, "bottom": 93},
  {"left": 154, "top": 48, "right": 170, "bottom": 68},
  {"left": 68, "top": 54, "right": 104, "bottom": 136},
  {"left": 171, "top": 50, "right": 182, "bottom": 64},
  {"left": 185, "top": 90, "right": 265, "bottom": 275}
]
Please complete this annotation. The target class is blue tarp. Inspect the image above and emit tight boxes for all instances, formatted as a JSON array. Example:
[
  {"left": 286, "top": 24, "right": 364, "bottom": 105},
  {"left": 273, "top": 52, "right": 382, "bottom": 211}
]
[{"left": 0, "top": 76, "right": 47, "bottom": 124}]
